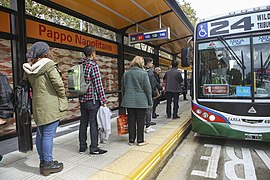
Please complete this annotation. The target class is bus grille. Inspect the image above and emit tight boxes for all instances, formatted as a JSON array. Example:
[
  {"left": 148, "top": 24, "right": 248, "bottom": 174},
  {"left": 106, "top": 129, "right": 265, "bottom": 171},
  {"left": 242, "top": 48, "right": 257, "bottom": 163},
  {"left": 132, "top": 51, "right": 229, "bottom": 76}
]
[{"left": 242, "top": 119, "right": 263, "bottom": 124}]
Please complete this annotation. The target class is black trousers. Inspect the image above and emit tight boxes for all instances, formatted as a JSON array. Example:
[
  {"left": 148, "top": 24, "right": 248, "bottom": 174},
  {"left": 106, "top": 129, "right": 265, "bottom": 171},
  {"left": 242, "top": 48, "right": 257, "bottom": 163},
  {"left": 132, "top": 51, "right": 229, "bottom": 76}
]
[
  {"left": 166, "top": 92, "right": 180, "bottom": 117},
  {"left": 152, "top": 97, "right": 160, "bottom": 115},
  {"left": 79, "top": 100, "right": 100, "bottom": 152},
  {"left": 127, "top": 108, "right": 146, "bottom": 143}
]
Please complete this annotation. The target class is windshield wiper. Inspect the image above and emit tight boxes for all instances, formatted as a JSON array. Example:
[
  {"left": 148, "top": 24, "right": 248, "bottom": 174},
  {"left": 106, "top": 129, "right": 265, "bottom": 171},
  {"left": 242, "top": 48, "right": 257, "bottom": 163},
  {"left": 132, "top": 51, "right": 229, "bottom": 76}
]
[{"left": 218, "top": 36, "right": 246, "bottom": 70}]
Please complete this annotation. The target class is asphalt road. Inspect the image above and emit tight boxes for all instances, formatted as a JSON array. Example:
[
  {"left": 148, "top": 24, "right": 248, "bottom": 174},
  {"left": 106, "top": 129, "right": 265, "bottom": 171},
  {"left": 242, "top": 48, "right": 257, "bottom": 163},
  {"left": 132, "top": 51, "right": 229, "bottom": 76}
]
[{"left": 157, "top": 131, "right": 270, "bottom": 180}]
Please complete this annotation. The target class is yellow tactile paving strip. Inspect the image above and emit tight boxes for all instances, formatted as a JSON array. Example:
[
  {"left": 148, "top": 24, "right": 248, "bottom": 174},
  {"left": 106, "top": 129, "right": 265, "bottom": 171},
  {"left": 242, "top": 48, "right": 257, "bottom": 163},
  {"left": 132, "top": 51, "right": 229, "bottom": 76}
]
[{"left": 90, "top": 107, "right": 191, "bottom": 180}]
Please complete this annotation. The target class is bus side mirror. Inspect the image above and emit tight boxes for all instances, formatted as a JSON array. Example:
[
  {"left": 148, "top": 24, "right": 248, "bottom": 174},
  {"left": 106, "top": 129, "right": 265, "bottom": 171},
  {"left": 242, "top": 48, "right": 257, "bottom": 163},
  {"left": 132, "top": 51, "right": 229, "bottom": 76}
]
[{"left": 181, "top": 48, "right": 190, "bottom": 67}]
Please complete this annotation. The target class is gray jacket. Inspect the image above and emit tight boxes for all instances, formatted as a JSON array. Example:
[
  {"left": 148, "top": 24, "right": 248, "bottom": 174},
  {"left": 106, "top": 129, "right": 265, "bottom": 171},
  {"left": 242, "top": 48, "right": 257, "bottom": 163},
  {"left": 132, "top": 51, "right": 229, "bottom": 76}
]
[
  {"left": 164, "top": 67, "right": 183, "bottom": 93},
  {"left": 121, "top": 66, "right": 152, "bottom": 108}
]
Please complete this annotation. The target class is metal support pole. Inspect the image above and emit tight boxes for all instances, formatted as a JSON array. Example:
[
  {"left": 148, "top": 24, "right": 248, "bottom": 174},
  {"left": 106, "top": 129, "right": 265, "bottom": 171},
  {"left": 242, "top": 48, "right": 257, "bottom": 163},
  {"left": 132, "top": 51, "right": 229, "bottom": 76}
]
[
  {"left": 116, "top": 29, "right": 126, "bottom": 115},
  {"left": 183, "top": 70, "right": 188, "bottom": 100},
  {"left": 10, "top": 0, "right": 33, "bottom": 152},
  {"left": 153, "top": 46, "right": 160, "bottom": 67},
  {"left": 159, "top": 14, "right": 162, "bottom": 29}
]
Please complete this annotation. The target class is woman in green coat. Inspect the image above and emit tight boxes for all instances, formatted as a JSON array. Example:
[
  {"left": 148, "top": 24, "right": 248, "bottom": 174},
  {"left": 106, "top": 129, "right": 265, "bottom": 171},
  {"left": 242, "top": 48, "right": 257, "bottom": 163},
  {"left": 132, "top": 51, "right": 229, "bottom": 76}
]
[
  {"left": 121, "top": 56, "right": 152, "bottom": 146},
  {"left": 23, "top": 42, "right": 68, "bottom": 176}
]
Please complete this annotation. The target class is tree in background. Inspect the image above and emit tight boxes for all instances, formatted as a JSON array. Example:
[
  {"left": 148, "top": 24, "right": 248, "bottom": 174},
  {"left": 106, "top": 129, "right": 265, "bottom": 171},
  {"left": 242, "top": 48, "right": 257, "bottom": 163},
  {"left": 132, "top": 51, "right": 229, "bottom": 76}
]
[{"left": 177, "top": 0, "right": 198, "bottom": 26}]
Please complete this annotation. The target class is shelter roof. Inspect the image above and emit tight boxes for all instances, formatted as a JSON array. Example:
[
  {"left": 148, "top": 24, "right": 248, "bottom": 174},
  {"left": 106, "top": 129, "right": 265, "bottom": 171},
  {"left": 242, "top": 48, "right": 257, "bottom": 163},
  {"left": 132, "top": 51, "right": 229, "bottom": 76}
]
[{"left": 50, "top": 0, "right": 194, "bottom": 54}]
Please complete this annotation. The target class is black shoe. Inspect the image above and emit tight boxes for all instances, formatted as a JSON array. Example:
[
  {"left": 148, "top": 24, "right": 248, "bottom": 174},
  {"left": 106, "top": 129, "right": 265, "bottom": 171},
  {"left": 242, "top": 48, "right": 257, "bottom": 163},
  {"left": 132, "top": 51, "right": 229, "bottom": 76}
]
[
  {"left": 43, "top": 160, "right": 63, "bottom": 176},
  {"left": 149, "top": 122, "right": 156, "bottom": 125},
  {"left": 172, "top": 115, "right": 180, "bottom": 119},
  {"left": 40, "top": 160, "right": 58, "bottom": 174},
  {"left": 167, "top": 115, "right": 171, "bottom": 119},
  {"left": 90, "top": 148, "right": 108, "bottom": 155},
  {"left": 79, "top": 147, "right": 87, "bottom": 154},
  {"left": 155, "top": 114, "right": 160, "bottom": 117},
  {"left": 152, "top": 115, "right": 157, "bottom": 118}
]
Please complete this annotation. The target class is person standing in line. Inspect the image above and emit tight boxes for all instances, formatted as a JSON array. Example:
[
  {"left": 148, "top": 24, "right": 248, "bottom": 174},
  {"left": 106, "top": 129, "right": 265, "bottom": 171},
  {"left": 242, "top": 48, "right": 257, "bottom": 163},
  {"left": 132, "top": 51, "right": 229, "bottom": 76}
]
[
  {"left": 152, "top": 67, "right": 162, "bottom": 118},
  {"left": 121, "top": 56, "right": 152, "bottom": 146},
  {"left": 144, "top": 57, "right": 159, "bottom": 133},
  {"left": 23, "top": 42, "right": 68, "bottom": 176},
  {"left": 163, "top": 60, "right": 183, "bottom": 119},
  {"left": 78, "top": 45, "right": 108, "bottom": 155}
]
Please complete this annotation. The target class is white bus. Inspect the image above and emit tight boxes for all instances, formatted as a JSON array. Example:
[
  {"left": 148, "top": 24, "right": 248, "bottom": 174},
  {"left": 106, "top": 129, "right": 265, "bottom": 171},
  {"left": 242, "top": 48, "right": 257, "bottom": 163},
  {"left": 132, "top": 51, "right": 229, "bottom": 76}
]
[{"left": 190, "top": 5, "right": 270, "bottom": 141}]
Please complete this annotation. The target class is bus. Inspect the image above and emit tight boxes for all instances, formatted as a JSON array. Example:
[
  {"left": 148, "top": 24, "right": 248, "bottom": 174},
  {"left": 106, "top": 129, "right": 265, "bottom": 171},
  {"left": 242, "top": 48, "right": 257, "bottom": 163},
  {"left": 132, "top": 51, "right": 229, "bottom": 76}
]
[{"left": 190, "top": 5, "right": 270, "bottom": 141}]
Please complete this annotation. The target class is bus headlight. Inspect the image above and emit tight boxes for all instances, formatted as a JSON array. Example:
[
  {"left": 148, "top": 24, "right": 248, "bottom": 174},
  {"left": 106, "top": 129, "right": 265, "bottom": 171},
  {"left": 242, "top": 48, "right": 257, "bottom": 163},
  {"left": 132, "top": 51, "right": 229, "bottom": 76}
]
[
  {"left": 196, "top": 108, "right": 202, "bottom": 114},
  {"left": 209, "top": 115, "right": 216, "bottom": 121},
  {"left": 202, "top": 112, "right": 209, "bottom": 119}
]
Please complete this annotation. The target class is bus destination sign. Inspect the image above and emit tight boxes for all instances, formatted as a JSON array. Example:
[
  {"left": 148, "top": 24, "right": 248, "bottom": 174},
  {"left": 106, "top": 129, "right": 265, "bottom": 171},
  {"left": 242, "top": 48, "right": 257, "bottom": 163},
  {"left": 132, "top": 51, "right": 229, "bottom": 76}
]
[
  {"left": 129, "top": 27, "right": 170, "bottom": 44},
  {"left": 197, "top": 10, "right": 270, "bottom": 39},
  {"left": 203, "top": 84, "right": 229, "bottom": 96}
]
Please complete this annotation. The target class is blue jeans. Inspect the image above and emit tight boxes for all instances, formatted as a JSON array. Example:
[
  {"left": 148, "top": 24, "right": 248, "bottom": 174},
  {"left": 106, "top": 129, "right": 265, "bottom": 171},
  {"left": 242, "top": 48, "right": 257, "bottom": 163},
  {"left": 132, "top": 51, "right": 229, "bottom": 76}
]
[
  {"left": 36, "top": 120, "right": 59, "bottom": 162},
  {"left": 79, "top": 100, "right": 100, "bottom": 152}
]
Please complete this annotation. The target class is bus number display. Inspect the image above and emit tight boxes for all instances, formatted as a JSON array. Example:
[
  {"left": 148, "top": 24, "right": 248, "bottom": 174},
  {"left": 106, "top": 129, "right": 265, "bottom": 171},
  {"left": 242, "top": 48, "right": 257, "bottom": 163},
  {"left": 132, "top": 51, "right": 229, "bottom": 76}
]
[{"left": 197, "top": 10, "right": 270, "bottom": 39}]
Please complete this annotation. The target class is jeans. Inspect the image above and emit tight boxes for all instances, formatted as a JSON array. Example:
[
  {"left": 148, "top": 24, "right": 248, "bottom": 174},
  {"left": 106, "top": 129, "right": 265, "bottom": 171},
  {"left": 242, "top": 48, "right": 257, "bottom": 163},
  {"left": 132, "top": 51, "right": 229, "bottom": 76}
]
[
  {"left": 166, "top": 92, "right": 180, "bottom": 117},
  {"left": 36, "top": 120, "right": 59, "bottom": 162},
  {"left": 127, "top": 108, "right": 146, "bottom": 143},
  {"left": 79, "top": 100, "right": 100, "bottom": 152}
]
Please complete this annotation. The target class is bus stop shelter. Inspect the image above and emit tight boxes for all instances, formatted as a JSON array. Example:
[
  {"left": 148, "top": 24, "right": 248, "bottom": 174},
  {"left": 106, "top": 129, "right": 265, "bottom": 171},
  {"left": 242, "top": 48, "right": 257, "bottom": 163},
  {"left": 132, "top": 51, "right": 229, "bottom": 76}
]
[{"left": 0, "top": 0, "right": 193, "bottom": 152}]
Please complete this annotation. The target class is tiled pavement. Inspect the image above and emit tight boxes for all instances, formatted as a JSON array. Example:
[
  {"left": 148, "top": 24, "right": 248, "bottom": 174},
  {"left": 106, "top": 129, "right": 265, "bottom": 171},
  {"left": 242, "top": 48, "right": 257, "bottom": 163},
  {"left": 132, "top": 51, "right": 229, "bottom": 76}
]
[{"left": 0, "top": 98, "right": 191, "bottom": 180}]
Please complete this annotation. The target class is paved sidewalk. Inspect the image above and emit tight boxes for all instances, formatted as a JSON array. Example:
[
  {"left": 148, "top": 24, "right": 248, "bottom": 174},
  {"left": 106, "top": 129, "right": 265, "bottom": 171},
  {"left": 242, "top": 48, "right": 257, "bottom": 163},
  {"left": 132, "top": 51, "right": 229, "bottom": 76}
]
[{"left": 0, "top": 98, "right": 191, "bottom": 180}]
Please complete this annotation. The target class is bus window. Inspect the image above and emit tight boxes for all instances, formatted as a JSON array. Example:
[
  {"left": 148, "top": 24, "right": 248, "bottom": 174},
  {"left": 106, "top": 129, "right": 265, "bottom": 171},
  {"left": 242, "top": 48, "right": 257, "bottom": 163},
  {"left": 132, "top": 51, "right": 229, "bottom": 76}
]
[
  {"left": 253, "top": 34, "right": 270, "bottom": 98},
  {"left": 198, "top": 37, "right": 251, "bottom": 99}
]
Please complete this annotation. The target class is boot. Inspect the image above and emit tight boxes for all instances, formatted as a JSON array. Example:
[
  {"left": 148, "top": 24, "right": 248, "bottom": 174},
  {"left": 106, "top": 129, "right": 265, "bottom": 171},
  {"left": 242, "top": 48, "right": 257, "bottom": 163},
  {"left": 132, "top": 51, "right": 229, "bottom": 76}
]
[
  {"left": 40, "top": 160, "right": 58, "bottom": 174},
  {"left": 43, "top": 160, "right": 63, "bottom": 176}
]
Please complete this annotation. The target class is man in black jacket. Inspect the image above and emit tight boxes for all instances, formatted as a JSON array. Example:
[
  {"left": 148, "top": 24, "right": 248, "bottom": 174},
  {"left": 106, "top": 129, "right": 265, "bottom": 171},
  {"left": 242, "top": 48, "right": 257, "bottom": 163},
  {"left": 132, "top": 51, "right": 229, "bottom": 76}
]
[
  {"left": 152, "top": 67, "right": 162, "bottom": 118},
  {"left": 164, "top": 61, "right": 183, "bottom": 119}
]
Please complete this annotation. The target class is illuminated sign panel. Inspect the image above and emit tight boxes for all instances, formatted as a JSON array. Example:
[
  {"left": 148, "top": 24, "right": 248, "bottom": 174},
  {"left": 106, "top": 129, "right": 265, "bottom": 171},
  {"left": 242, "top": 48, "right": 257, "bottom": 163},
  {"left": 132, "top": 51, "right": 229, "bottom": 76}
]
[
  {"left": 26, "top": 19, "right": 118, "bottom": 55},
  {"left": 129, "top": 27, "right": 170, "bottom": 44}
]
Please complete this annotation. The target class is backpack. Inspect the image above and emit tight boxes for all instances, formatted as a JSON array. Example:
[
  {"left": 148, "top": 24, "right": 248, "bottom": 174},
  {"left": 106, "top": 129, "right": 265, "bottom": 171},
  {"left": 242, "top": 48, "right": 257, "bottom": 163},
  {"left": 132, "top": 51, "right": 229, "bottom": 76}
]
[
  {"left": 15, "top": 81, "right": 32, "bottom": 124},
  {"left": 0, "top": 73, "right": 14, "bottom": 118},
  {"left": 68, "top": 63, "right": 90, "bottom": 96}
]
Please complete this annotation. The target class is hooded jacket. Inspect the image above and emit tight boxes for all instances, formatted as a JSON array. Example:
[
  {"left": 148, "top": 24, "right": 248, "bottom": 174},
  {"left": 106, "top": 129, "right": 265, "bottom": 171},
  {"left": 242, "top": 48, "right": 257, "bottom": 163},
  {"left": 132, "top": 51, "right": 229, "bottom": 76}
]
[{"left": 23, "top": 58, "right": 68, "bottom": 126}]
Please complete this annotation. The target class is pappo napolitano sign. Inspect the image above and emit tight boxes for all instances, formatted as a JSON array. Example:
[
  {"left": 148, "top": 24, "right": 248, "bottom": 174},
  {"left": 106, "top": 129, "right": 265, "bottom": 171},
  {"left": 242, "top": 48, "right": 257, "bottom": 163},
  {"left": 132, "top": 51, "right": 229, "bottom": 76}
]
[{"left": 26, "top": 19, "right": 118, "bottom": 55}]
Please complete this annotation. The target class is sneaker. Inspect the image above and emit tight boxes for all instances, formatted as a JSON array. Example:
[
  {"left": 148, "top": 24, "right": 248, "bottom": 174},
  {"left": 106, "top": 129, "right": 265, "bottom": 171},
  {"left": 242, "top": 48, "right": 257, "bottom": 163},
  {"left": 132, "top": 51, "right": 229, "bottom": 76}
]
[
  {"left": 137, "top": 141, "right": 148, "bottom": 146},
  {"left": 128, "top": 142, "right": 135, "bottom": 146},
  {"left": 90, "top": 148, "right": 108, "bottom": 155},
  {"left": 145, "top": 127, "right": 156, "bottom": 134},
  {"left": 79, "top": 147, "right": 87, "bottom": 154}
]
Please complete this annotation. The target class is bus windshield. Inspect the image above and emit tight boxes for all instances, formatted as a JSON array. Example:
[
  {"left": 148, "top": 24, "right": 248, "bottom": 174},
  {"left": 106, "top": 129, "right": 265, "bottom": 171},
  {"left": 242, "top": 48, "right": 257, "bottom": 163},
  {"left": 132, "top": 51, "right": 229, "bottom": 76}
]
[{"left": 197, "top": 35, "right": 270, "bottom": 99}]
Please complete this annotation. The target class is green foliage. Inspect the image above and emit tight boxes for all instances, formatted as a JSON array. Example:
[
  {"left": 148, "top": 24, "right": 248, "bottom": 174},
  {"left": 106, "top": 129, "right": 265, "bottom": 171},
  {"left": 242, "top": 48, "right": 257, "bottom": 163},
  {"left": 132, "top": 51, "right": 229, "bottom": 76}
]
[
  {"left": 0, "top": 0, "right": 10, "bottom": 8},
  {"left": 24, "top": 0, "right": 115, "bottom": 40},
  {"left": 177, "top": 0, "right": 198, "bottom": 26}
]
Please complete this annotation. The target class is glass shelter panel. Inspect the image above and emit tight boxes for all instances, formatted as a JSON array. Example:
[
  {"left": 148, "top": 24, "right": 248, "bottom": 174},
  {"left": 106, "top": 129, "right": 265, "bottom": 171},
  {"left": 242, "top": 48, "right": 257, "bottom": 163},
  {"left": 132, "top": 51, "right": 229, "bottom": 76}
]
[{"left": 198, "top": 37, "right": 251, "bottom": 99}]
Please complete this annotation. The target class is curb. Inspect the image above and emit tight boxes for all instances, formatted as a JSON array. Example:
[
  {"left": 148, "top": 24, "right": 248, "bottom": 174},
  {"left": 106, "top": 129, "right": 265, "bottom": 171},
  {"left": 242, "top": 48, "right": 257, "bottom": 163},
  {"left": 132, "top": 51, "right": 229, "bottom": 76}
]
[{"left": 127, "top": 116, "right": 191, "bottom": 180}]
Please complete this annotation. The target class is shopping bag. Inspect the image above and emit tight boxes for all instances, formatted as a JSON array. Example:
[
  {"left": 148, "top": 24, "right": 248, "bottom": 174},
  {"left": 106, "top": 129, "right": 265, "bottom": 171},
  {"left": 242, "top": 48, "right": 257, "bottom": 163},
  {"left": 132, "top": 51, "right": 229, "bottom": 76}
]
[{"left": 117, "top": 114, "right": 128, "bottom": 135}]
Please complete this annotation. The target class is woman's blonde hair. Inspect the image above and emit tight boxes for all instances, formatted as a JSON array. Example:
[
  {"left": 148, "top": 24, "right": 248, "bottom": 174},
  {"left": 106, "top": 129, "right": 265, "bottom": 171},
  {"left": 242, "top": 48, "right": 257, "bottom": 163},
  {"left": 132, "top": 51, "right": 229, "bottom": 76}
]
[{"left": 130, "top": 56, "right": 144, "bottom": 69}]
